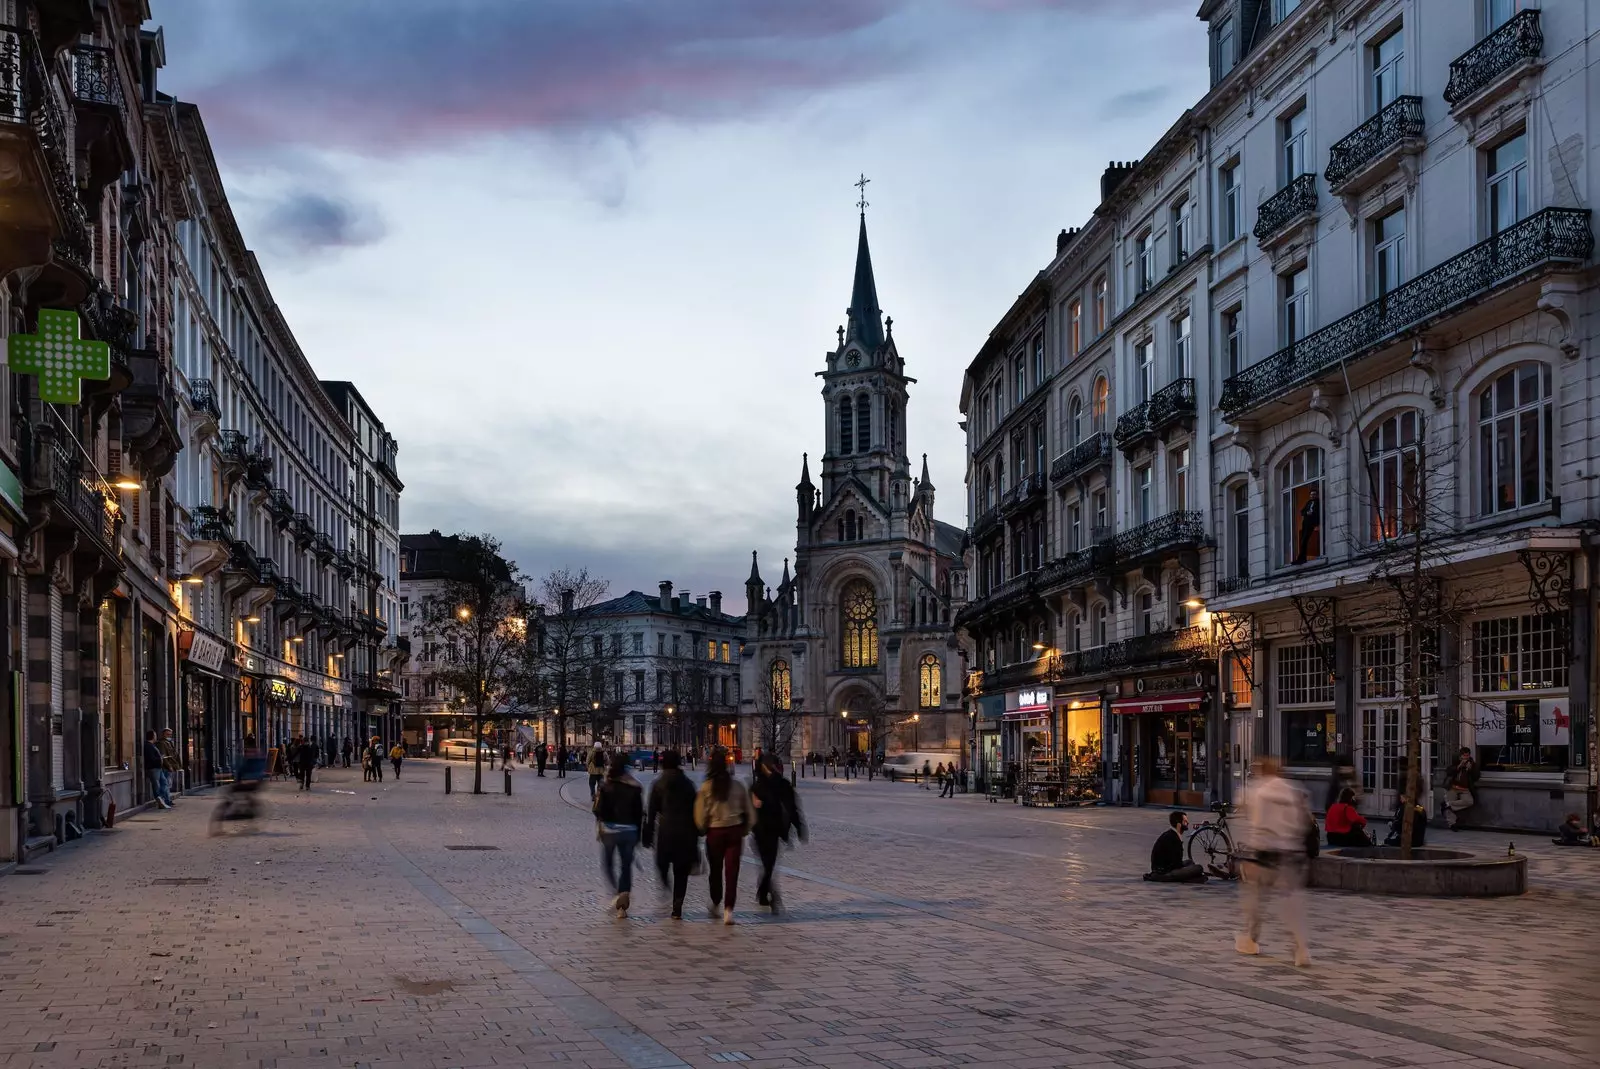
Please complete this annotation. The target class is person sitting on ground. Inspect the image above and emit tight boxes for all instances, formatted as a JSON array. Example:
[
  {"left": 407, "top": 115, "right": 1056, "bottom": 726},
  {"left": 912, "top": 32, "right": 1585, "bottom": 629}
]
[
  {"left": 1144, "top": 811, "right": 1207, "bottom": 883},
  {"left": 1324, "top": 787, "right": 1372, "bottom": 847},
  {"left": 1553, "top": 812, "right": 1592, "bottom": 846}
]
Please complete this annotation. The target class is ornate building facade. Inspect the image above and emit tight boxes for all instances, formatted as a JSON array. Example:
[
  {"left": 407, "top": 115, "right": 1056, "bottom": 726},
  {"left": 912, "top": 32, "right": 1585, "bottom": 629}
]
[{"left": 741, "top": 213, "right": 968, "bottom": 759}]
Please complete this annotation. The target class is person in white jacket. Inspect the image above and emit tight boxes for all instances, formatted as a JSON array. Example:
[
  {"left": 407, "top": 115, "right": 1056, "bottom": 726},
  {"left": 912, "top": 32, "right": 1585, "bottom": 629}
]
[{"left": 1236, "top": 756, "right": 1313, "bottom": 967}]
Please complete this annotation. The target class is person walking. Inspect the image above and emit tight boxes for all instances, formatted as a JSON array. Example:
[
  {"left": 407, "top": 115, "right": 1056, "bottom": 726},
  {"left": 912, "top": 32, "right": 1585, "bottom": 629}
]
[
  {"left": 367, "top": 737, "right": 385, "bottom": 783},
  {"left": 593, "top": 753, "right": 644, "bottom": 918},
  {"left": 389, "top": 741, "right": 405, "bottom": 780},
  {"left": 556, "top": 743, "right": 569, "bottom": 778},
  {"left": 535, "top": 742, "right": 548, "bottom": 777},
  {"left": 294, "top": 736, "right": 317, "bottom": 790},
  {"left": 922, "top": 759, "right": 934, "bottom": 790},
  {"left": 940, "top": 763, "right": 957, "bottom": 798},
  {"left": 587, "top": 742, "right": 607, "bottom": 801},
  {"left": 341, "top": 737, "right": 353, "bottom": 768},
  {"left": 157, "top": 728, "right": 182, "bottom": 800},
  {"left": 647, "top": 750, "right": 699, "bottom": 920},
  {"left": 1443, "top": 747, "right": 1480, "bottom": 831},
  {"left": 751, "top": 754, "right": 805, "bottom": 913},
  {"left": 694, "top": 748, "right": 754, "bottom": 925},
  {"left": 1237, "top": 756, "right": 1314, "bottom": 967},
  {"left": 143, "top": 731, "right": 172, "bottom": 809}
]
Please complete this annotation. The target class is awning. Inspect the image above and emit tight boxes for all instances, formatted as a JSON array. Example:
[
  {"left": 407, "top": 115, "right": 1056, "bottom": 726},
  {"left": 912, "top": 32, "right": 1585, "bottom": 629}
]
[{"left": 1111, "top": 692, "right": 1205, "bottom": 715}]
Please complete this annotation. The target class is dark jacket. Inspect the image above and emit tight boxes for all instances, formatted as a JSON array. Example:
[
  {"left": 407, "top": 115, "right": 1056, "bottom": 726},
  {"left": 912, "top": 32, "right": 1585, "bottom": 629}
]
[
  {"left": 647, "top": 768, "right": 699, "bottom": 858},
  {"left": 751, "top": 772, "right": 804, "bottom": 842},
  {"left": 593, "top": 776, "right": 644, "bottom": 831},
  {"left": 142, "top": 740, "right": 163, "bottom": 771},
  {"left": 1150, "top": 828, "right": 1184, "bottom": 875},
  {"left": 294, "top": 742, "right": 317, "bottom": 770},
  {"left": 1446, "top": 756, "right": 1480, "bottom": 791}
]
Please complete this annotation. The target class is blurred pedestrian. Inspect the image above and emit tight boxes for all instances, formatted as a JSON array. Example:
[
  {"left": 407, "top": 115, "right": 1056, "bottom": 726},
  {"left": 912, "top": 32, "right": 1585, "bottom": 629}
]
[
  {"left": 587, "top": 742, "right": 607, "bottom": 800},
  {"left": 940, "top": 763, "right": 957, "bottom": 798},
  {"left": 593, "top": 752, "right": 644, "bottom": 918},
  {"left": 143, "top": 731, "right": 172, "bottom": 809},
  {"left": 294, "top": 736, "right": 317, "bottom": 790},
  {"left": 1443, "top": 747, "right": 1480, "bottom": 830},
  {"left": 647, "top": 750, "right": 699, "bottom": 919},
  {"left": 556, "top": 743, "right": 569, "bottom": 778},
  {"left": 536, "top": 742, "right": 548, "bottom": 777},
  {"left": 695, "top": 747, "right": 754, "bottom": 925},
  {"left": 367, "top": 736, "right": 385, "bottom": 782},
  {"left": 751, "top": 754, "right": 804, "bottom": 913},
  {"left": 1237, "top": 756, "right": 1313, "bottom": 967},
  {"left": 341, "top": 737, "right": 353, "bottom": 768},
  {"left": 389, "top": 741, "right": 405, "bottom": 780}
]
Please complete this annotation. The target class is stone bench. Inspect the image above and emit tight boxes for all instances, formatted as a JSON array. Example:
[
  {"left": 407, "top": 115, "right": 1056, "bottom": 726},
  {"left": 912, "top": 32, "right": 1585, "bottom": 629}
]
[{"left": 1310, "top": 846, "right": 1526, "bottom": 897}]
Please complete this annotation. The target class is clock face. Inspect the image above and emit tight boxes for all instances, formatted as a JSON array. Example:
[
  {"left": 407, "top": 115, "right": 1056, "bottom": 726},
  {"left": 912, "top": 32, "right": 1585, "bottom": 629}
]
[{"left": 846, "top": 351, "right": 861, "bottom": 368}]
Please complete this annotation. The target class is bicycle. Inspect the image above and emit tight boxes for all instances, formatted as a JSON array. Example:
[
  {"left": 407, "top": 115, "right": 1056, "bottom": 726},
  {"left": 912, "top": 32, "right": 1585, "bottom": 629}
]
[{"left": 1186, "top": 801, "right": 1240, "bottom": 879}]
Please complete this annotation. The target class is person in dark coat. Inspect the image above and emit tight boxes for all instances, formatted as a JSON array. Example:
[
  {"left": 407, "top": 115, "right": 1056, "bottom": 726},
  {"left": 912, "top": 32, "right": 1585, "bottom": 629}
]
[
  {"left": 293, "top": 736, "right": 317, "bottom": 790},
  {"left": 535, "top": 742, "right": 548, "bottom": 777},
  {"left": 593, "top": 752, "right": 644, "bottom": 918},
  {"left": 1144, "top": 811, "right": 1206, "bottom": 883},
  {"left": 647, "top": 750, "right": 700, "bottom": 920},
  {"left": 556, "top": 744, "right": 569, "bottom": 778},
  {"left": 341, "top": 737, "right": 353, "bottom": 768},
  {"left": 750, "top": 754, "right": 804, "bottom": 912}
]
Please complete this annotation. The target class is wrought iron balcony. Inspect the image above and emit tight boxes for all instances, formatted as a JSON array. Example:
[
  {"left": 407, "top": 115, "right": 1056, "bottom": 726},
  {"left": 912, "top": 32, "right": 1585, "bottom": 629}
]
[
  {"left": 24, "top": 438, "right": 120, "bottom": 555},
  {"left": 69, "top": 44, "right": 122, "bottom": 107},
  {"left": 265, "top": 488, "right": 293, "bottom": 525},
  {"left": 972, "top": 506, "right": 1001, "bottom": 542},
  {"left": 189, "top": 379, "right": 220, "bottom": 422},
  {"left": 1003, "top": 472, "right": 1046, "bottom": 513},
  {"left": 1112, "top": 511, "right": 1206, "bottom": 565},
  {"left": 1216, "top": 575, "right": 1252, "bottom": 596},
  {"left": 1114, "top": 379, "right": 1196, "bottom": 451},
  {"left": 1221, "top": 207, "right": 1592, "bottom": 418},
  {"left": 256, "top": 557, "right": 281, "bottom": 587},
  {"left": 1253, "top": 173, "right": 1318, "bottom": 244},
  {"left": 291, "top": 513, "right": 315, "bottom": 547},
  {"left": 0, "top": 25, "right": 92, "bottom": 265},
  {"left": 191, "top": 505, "right": 232, "bottom": 542},
  {"left": 218, "top": 430, "right": 250, "bottom": 467},
  {"left": 275, "top": 575, "right": 301, "bottom": 602},
  {"left": 227, "top": 539, "right": 260, "bottom": 578},
  {"left": 243, "top": 449, "right": 273, "bottom": 491},
  {"left": 312, "top": 532, "right": 336, "bottom": 564},
  {"left": 1050, "top": 433, "right": 1112, "bottom": 483},
  {"left": 1444, "top": 9, "right": 1541, "bottom": 107},
  {"left": 1106, "top": 625, "right": 1213, "bottom": 669},
  {"left": 334, "top": 549, "right": 356, "bottom": 578},
  {"left": 1325, "top": 96, "right": 1424, "bottom": 193},
  {"left": 1039, "top": 547, "right": 1094, "bottom": 588}
]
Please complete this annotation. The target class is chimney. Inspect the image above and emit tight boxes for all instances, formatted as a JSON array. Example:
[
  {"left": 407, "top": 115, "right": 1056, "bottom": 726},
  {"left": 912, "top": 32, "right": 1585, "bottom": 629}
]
[
  {"left": 659, "top": 580, "right": 672, "bottom": 608},
  {"left": 679, "top": 589, "right": 690, "bottom": 610},
  {"left": 1057, "top": 226, "right": 1079, "bottom": 255},
  {"left": 697, "top": 596, "right": 707, "bottom": 610},
  {"left": 709, "top": 591, "right": 722, "bottom": 615},
  {"left": 1101, "top": 160, "right": 1138, "bottom": 202},
  {"left": 559, "top": 588, "right": 574, "bottom": 614}
]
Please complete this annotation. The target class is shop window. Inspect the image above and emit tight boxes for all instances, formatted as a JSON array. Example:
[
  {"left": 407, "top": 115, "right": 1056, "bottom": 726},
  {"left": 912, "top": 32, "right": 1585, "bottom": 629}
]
[
  {"left": 1284, "top": 708, "right": 1336, "bottom": 765},
  {"left": 1276, "top": 644, "right": 1333, "bottom": 705},
  {"left": 1471, "top": 614, "right": 1566, "bottom": 693},
  {"left": 1476, "top": 697, "right": 1570, "bottom": 773},
  {"left": 918, "top": 654, "right": 941, "bottom": 709}
]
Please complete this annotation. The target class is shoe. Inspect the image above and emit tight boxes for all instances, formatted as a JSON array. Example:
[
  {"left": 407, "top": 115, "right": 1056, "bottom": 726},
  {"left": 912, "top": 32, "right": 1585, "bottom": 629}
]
[
  {"left": 670, "top": 905, "right": 683, "bottom": 920},
  {"left": 1235, "top": 935, "right": 1260, "bottom": 956},
  {"left": 1293, "top": 948, "right": 1312, "bottom": 968},
  {"left": 723, "top": 907, "right": 734, "bottom": 926},
  {"left": 617, "top": 892, "right": 630, "bottom": 917}
]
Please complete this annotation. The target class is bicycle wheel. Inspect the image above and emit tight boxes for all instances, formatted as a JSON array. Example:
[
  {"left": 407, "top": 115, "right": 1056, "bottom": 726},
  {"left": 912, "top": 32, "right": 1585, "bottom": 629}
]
[{"left": 1187, "top": 825, "right": 1233, "bottom": 870}]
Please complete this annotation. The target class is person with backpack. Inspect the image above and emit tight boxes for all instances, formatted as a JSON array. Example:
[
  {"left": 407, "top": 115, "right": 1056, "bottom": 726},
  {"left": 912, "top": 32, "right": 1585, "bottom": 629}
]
[
  {"left": 694, "top": 747, "right": 754, "bottom": 925},
  {"left": 586, "top": 742, "right": 607, "bottom": 801},
  {"left": 646, "top": 750, "right": 699, "bottom": 920},
  {"left": 751, "top": 754, "right": 805, "bottom": 913},
  {"left": 592, "top": 752, "right": 644, "bottom": 918}
]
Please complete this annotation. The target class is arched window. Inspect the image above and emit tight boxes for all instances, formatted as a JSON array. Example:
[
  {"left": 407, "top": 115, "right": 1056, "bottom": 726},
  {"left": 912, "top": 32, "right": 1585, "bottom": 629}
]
[
  {"left": 838, "top": 397, "right": 853, "bottom": 456},
  {"left": 1090, "top": 602, "right": 1108, "bottom": 647},
  {"left": 841, "top": 580, "right": 878, "bottom": 668},
  {"left": 769, "top": 659, "right": 791, "bottom": 711},
  {"left": 1477, "top": 363, "right": 1552, "bottom": 516},
  {"left": 1368, "top": 409, "right": 1421, "bottom": 542},
  {"left": 918, "top": 654, "right": 941, "bottom": 709},
  {"left": 844, "top": 509, "right": 857, "bottom": 541},
  {"left": 856, "top": 394, "right": 871, "bottom": 453},
  {"left": 996, "top": 453, "right": 1006, "bottom": 495},
  {"left": 981, "top": 470, "right": 994, "bottom": 512},
  {"left": 1092, "top": 376, "right": 1109, "bottom": 433},
  {"left": 1068, "top": 394, "right": 1083, "bottom": 445},
  {"left": 1066, "top": 611, "right": 1081, "bottom": 652},
  {"left": 1279, "top": 447, "right": 1325, "bottom": 566}
]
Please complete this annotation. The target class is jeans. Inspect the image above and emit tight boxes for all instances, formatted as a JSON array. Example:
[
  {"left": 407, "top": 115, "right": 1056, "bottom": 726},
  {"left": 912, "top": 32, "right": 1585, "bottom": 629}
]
[
  {"left": 147, "top": 770, "right": 168, "bottom": 806},
  {"left": 940, "top": 776, "right": 955, "bottom": 798},
  {"left": 602, "top": 828, "right": 639, "bottom": 894},
  {"left": 706, "top": 825, "right": 745, "bottom": 910},
  {"left": 588, "top": 773, "right": 601, "bottom": 800},
  {"left": 1242, "top": 853, "right": 1308, "bottom": 954},
  {"left": 391, "top": 758, "right": 402, "bottom": 778}
]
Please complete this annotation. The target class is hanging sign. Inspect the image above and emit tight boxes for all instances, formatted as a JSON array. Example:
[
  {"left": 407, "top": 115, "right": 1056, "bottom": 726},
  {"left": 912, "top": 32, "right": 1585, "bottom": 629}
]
[{"left": 8, "top": 309, "right": 111, "bottom": 404}]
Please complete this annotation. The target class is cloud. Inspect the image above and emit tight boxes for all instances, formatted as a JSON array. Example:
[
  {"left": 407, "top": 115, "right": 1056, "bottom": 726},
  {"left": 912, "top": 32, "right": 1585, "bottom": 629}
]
[
  {"left": 260, "top": 190, "right": 387, "bottom": 257},
  {"left": 1101, "top": 85, "right": 1173, "bottom": 120}
]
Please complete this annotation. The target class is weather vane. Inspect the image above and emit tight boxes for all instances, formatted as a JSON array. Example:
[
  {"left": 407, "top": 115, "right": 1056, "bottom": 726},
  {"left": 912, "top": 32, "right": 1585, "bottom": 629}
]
[{"left": 855, "top": 172, "right": 871, "bottom": 215}]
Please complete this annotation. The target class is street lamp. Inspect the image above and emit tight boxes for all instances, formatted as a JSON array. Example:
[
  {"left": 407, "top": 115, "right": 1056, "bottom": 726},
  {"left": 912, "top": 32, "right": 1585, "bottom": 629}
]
[{"left": 457, "top": 606, "right": 471, "bottom": 620}]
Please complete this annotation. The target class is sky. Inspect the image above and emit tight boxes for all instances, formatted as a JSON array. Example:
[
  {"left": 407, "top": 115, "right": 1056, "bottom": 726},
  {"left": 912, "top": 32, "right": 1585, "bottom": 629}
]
[{"left": 154, "top": 0, "right": 1209, "bottom": 613}]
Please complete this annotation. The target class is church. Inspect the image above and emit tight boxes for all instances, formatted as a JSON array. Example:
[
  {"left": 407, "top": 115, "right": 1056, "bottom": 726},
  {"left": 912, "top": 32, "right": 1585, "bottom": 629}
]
[{"left": 740, "top": 208, "right": 970, "bottom": 760}]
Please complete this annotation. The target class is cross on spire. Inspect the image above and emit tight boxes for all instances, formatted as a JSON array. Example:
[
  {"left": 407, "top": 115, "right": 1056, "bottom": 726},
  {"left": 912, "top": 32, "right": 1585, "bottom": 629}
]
[{"left": 854, "top": 172, "right": 870, "bottom": 215}]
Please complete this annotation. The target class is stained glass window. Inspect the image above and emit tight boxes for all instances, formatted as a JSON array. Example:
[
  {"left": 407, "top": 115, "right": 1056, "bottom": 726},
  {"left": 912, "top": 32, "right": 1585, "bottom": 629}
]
[
  {"left": 918, "top": 654, "right": 941, "bottom": 709},
  {"left": 769, "top": 660, "right": 791, "bottom": 711},
  {"left": 841, "top": 580, "right": 878, "bottom": 668}
]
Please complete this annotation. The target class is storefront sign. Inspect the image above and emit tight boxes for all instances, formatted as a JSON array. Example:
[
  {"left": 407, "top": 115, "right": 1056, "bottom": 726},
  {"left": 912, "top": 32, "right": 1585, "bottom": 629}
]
[
  {"left": 8, "top": 309, "right": 111, "bottom": 403},
  {"left": 178, "top": 629, "right": 228, "bottom": 674},
  {"left": 1111, "top": 692, "right": 1204, "bottom": 715},
  {"left": 267, "top": 678, "right": 301, "bottom": 704},
  {"left": 1540, "top": 698, "right": 1570, "bottom": 747},
  {"left": 1009, "top": 688, "right": 1052, "bottom": 712},
  {"left": 0, "top": 457, "right": 22, "bottom": 522}
]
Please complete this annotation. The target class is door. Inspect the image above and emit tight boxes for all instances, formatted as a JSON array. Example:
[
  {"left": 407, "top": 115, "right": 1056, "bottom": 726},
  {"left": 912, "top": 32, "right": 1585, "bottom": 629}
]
[{"left": 1359, "top": 704, "right": 1434, "bottom": 816}]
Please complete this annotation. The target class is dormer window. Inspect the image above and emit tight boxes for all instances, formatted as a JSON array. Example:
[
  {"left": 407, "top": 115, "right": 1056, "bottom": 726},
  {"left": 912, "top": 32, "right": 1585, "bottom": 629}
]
[{"left": 1214, "top": 15, "right": 1237, "bottom": 81}]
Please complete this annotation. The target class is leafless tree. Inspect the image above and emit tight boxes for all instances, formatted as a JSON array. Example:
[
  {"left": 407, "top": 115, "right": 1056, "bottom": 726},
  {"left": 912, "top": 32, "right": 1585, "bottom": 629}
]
[{"left": 523, "top": 569, "right": 627, "bottom": 747}]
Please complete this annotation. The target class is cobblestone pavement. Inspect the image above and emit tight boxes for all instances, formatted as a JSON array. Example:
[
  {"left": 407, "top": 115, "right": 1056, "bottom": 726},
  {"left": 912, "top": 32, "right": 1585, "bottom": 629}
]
[{"left": 0, "top": 761, "right": 1594, "bottom": 1069}]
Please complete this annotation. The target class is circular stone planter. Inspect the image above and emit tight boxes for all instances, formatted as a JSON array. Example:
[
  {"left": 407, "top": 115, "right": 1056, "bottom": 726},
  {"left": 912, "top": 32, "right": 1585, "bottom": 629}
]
[{"left": 1310, "top": 846, "right": 1527, "bottom": 897}]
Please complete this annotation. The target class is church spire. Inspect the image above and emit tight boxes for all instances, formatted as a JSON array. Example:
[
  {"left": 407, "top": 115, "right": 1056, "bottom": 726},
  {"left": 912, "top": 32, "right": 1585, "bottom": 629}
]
[
  {"left": 747, "top": 550, "right": 762, "bottom": 585},
  {"left": 919, "top": 453, "right": 934, "bottom": 491},
  {"left": 844, "top": 211, "right": 885, "bottom": 351},
  {"left": 799, "top": 452, "right": 812, "bottom": 487}
]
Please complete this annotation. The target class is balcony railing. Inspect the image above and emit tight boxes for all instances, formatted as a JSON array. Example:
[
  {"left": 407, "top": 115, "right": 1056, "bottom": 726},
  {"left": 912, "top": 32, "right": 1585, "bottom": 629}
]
[
  {"left": 256, "top": 557, "right": 281, "bottom": 586},
  {"left": 1004, "top": 472, "right": 1046, "bottom": 512},
  {"left": 972, "top": 506, "right": 1001, "bottom": 541},
  {"left": 69, "top": 45, "right": 122, "bottom": 108},
  {"left": 1109, "top": 625, "right": 1213, "bottom": 668},
  {"left": 227, "top": 539, "right": 259, "bottom": 577},
  {"left": 1444, "top": 9, "right": 1542, "bottom": 106},
  {"left": 265, "top": 488, "right": 293, "bottom": 525},
  {"left": 36, "top": 443, "right": 119, "bottom": 550},
  {"left": 1050, "top": 433, "right": 1111, "bottom": 482},
  {"left": 243, "top": 449, "right": 273, "bottom": 491},
  {"left": 292, "top": 513, "right": 315, "bottom": 547},
  {"left": 1113, "top": 511, "right": 1206, "bottom": 563},
  {"left": 189, "top": 379, "right": 220, "bottom": 421},
  {"left": 1325, "top": 96, "right": 1424, "bottom": 192},
  {"left": 1114, "top": 379, "right": 1196, "bottom": 449},
  {"left": 1253, "top": 173, "right": 1318, "bottom": 243},
  {"left": 191, "top": 505, "right": 232, "bottom": 542},
  {"left": 1216, "top": 575, "right": 1252, "bottom": 595},
  {"left": 1039, "top": 547, "right": 1094, "bottom": 587},
  {"left": 0, "top": 25, "right": 92, "bottom": 263},
  {"left": 275, "top": 575, "right": 301, "bottom": 602},
  {"left": 1221, "top": 207, "right": 1593, "bottom": 418},
  {"left": 312, "top": 532, "right": 336, "bottom": 563},
  {"left": 218, "top": 429, "right": 250, "bottom": 466}
]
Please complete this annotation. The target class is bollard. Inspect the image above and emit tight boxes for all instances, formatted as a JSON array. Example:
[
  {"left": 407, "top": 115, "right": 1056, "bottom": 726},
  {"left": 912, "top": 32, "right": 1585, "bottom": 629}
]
[
  {"left": 790, "top": 767, "right": 797, "bottom": 788},
  {"left": 445, "top": 766, "right": 452, "bottom": 794},
  {"left": 504, "top": 769, "right": 512, "bottom": 795}
]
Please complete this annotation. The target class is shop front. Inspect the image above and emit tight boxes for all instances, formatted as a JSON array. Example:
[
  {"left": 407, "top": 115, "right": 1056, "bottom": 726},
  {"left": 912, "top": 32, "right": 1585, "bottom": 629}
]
[
  {"left": 1005, "top": 687, "right": 1053, "bottom": 801},
  {"left": 1056, "top": 692, "right": 1104, "bottom": 803},
  {"left": 178, "top": 628, "right": 230, "bottom": 788},
  {"left": 974, "top": 694, "right": 1004, "bottom": 788},
  {"left": 1112, "top": 689, "right": 1211, "bottom": 808}
]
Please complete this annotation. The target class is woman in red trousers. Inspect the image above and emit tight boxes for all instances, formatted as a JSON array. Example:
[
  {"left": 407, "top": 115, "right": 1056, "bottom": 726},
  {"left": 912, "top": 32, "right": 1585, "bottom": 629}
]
[{"left": 694, "top": 747, "right": 754, "bottom": 925}]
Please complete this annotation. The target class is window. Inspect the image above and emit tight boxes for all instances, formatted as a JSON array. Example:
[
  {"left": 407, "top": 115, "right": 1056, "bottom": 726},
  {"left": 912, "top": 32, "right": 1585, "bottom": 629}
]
[
  {"left": 1274, "top": 0, "right": 1303, "bottom": 21},
  {"left": 706, "top": 640, "right": 716, "bottom": 661},
  {"left": 1373, "top": 208, "right": 1406, "bottom": 298},
  {"left": 1372, "top": 27, "right": 1404, "bottom": 111},
  {"left": 1131, "top": 590, "right": 1151, "bottom": 636},
  {"left": 1134, "top": 339, "right": 1154, "bottom": 402},
  {"left": 769, "top": 659, "right": 792, "bottom": 711},
  {"left": 1214, "top": 16, "right": 1236, "bottom": 78},
  {"left": 1229, "top": 482, "right": 1250, "bottom": 580},
  {"left": 1173, "top": 578, "right": 1192, "bottom": 628},
  {"left": 1277, "top": 644, "right": 1334, "bottom": 705},
  {"left": 1091, "top": 377, "right": 1109, "bottom": 433},
  {"left": 657, "top": 671, "right": 667, "bottom": 700},
  {"left": 1486, "top": 133, "right": 1528, "bottom": 236},
  {"left": 1285, "top": 708, "right": 1336, "bottom": 764},
  {"left": 657, "top": 633, "right": 665, "bottom": 655},
  {"left": 633, "top": 670, "right": 645, "bottom": 702},
  {"left": 1281, "top": 105, "right": 1308, "bottom": 182},
  {"left": 1472, "top": 614, "right": 1567, "bottom": 693},
  {"left": 1368, "top": 409, "right": 1421, "bottom": 541},
  {"left": 1134, "top": 464, "right": 1153, "bottom": 524},
  {"left": 841, "top": 580, "right": 878, "bottom": 668},
  {"left": 632, "top": 633, "right": 643, "bottom": 654},
  {"left": 1477, "top": 363, "right": 1552, "bottom": 515},
  {"left": 1359, "top": 633, "right": 1400, "bottom": 699},
  {"left": 612, "top": 634, "right": 622, "bottom": 657},
  {"left": 1488, "top": 0, "right": 1529, "bottom": 32},
  {"left": 918, "top": 654, "right": 941, "bottom": 709},
  {"left": 856, "top": 394, "right": 871, "bottom": 453},
  {"left": 1068, "top": 301, "right": 1082, "bottom": 354},
  {"left": 1222, "top": 307, "right": 1243, "bottom": 378},
  {"left": 1478, "top": 698, "right": 1569, "bottom": 773},
  {"left": 1090, "top": 602, "right": 1108, "bottom": 647},
  {"left": 838, "top": 397, "right": 853, "bottom": 456},
  {"left": 1278, "top": 447, "right": 1324, "bottom": 565},
  {"left": 671, "top": 635, "right": 680, "bottom": 658},
  {"left": 1032, "top": 421, "right": 1045, "bottom": 480},
  {"left": 1171, "top": 313, "right": 1192, "bottom": 380},
  {"left": 1171, "top": 199, "right": 1192, "bottom": 265},
  {"left": 1014, "top": 358, "right": 1026, "bottom": 403},
  {"left": 1135, "top": 231, "right": 1156, "bottom": 294},
  {"left": 720, "top": 641, "right": 730, "bottom": 663},
  {"left": 1220, "top": 162, "right": 1241, "bottom": 243},
  {"left": 843, "top": 509, "right": 858, "bottom": 542},
  {"left": 1170, "top": 445, "right": 1191, "bottom": 513},
  {"left": 1093, "top": 276, "right": 1107, "bottom": 334},
  {"left": 1067, "top": 502, "right": 1082, "bottom": 552},
  {"left": 1092, "top": 489, "right": 1109, "bottom": 536},
  {"left": 1224, "top": 652, "right": 1253, "bottom": 707},
  {"left": 1068, "top": 394, "right": 1083, "bottom": 445},
  {"left": 1032, "top": 335, "right": 1045, "bottom": 388},
  {"left": 1281, "top": 267, "right": 1309, "bottom": 345}
]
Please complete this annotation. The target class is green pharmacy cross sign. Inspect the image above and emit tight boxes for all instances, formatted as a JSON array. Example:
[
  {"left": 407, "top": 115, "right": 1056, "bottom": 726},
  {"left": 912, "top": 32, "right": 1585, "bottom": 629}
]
[{"left": 8, "top": 309, "right": 110, "bottom": 404}]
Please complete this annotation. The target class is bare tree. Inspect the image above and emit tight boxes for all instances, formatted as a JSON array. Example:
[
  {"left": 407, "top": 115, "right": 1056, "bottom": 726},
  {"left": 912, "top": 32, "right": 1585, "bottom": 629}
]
[
  {"left": 751, "top": 659, "right": 801, "bottom": 757},
  {"left": 524, "top": 569, "right": 627, "bottom": 747},
  {"left": 414, "top": 534, "right": 525, "bottom": 795}
]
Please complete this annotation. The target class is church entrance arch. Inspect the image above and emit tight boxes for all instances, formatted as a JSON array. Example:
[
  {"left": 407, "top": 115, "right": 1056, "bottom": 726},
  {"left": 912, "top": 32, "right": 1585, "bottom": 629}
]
[{"left": 833, "top": 683, "right": 883, "bottom": 757}]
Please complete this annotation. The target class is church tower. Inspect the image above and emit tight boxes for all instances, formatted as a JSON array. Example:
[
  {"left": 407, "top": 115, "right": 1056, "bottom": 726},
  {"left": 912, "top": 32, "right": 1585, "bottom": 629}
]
[{"left": 818, "top": 210, "right": 913, "bottom": 522}]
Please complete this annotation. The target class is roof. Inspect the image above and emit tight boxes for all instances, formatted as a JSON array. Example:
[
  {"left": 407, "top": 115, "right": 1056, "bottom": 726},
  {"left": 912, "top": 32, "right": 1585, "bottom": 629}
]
[
  {"left": 933, "top": 520, "right": 966, "bottom": 560},
  {"left": 581, "top": 590, "right": 745, "bottom": 629},
  {"left": 844, "top": 214, "right": 886, "bottom": 351}
]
